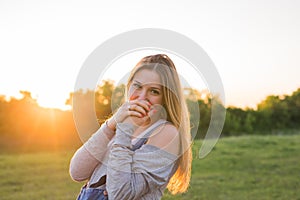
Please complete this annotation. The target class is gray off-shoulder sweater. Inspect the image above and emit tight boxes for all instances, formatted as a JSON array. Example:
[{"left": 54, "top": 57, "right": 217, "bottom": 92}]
[{"left": 69, "top": 119, "right": 178, "bottom": 200}]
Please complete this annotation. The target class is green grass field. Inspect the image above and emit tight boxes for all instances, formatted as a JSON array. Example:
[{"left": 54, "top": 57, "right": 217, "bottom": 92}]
[{"left": 1, "top": 134, "right": 299, "bottom": 200}]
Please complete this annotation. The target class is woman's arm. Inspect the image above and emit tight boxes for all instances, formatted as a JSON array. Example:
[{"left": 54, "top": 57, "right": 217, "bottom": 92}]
[
  {"left": 106, "top": 122, "right": 179, "bottom": 200},
  {"left": 69, "top": 99, "right": 150, "bottom": 182},
  {"left": 69, "top": 122, "right": 115, "bottom": 182}
]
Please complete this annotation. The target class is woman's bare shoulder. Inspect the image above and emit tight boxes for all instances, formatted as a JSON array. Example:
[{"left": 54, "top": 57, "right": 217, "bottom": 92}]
[{"left": 147, "top": 123, "right": 180, "bottom": 156}]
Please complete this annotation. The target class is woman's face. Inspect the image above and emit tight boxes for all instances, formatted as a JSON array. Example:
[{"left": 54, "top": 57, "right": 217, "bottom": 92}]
[{"left": 128, "top": 69, "right": 163, "bottom": 106}]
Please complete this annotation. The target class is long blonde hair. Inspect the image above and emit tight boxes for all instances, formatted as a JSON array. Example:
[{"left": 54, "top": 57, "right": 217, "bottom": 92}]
[{"left": 127, "top": 54, "right": 192, "bottom": 194}]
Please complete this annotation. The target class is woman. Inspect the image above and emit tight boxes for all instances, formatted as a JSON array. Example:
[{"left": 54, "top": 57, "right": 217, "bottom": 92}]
[{"left": 70, "top": 54, "right": 192, "bottom": 199}]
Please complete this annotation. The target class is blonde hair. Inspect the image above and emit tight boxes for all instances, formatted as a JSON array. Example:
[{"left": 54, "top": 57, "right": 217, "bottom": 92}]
[{"left": 127, "top": 54, "right": 192, "bottom": 194}]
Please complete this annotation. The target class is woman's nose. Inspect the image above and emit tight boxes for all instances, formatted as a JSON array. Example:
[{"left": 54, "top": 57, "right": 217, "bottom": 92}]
[{"left": 137, "top": 89, "right": 148, "bottom": 100}]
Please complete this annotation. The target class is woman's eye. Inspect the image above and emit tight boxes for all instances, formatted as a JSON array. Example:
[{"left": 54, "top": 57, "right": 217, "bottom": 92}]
[
  {"left": 151, "top": 90, "right": 160, "bottom": 95},
  {"left": 133, "top": 83, "right": 141, "bottom": 88}
]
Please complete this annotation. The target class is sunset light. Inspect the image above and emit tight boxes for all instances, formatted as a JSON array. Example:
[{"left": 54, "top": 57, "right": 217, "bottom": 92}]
[
  {"left": 1, "top": 1, "right": 300, "bottom": 200},
  {"left": 1, "top": 1, "right": 299, "bottom": 110},
  {"left": 37, "top": 95, "right": 71, "bottom": 110}
]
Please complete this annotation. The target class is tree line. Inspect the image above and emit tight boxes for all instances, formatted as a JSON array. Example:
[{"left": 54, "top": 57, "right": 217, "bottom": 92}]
[
  {"left": 222, "top": 88, "right": 300, "bottom": 136},
  {"left": 0, "top": 80, "right": 299, "bottom": 151}
]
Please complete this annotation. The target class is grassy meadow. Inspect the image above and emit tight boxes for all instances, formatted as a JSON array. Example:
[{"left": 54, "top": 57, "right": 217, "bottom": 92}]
[{"left": 0, "top": 134, "right": 299, "bottom": 200}]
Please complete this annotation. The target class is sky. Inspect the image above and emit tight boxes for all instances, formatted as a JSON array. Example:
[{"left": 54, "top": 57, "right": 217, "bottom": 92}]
[{"left": 0, "top": 0, "right": 299, "bottom": 110}]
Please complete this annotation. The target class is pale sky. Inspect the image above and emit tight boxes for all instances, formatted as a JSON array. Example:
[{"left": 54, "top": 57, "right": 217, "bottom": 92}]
[{"left": 0, "top": 0, "right": 299, "bottom": 109}]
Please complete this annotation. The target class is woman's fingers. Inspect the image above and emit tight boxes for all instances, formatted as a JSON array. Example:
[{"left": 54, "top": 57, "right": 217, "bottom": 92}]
[
  {"left": 122, "top": 102, "right": 168, "bottom": 127},
  {"left": 133, "top": 100, "right": 151, "bottom": 112},
  {"left": 115, "top": 100, "right": 155, "bottom": 125},
  {"left": 128, "top": 110, "right": 143, "bottom": 118},
  {"left": 127, "top": 100, "right": 151, "bottom": 116},
  {"left": 128, "top": 104, "right": 147, "bottom": 116}
]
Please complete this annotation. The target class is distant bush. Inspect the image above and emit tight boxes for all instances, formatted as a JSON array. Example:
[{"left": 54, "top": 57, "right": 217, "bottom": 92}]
[{"left": 0, "top": 82, "right": 299, "bottom": 151}]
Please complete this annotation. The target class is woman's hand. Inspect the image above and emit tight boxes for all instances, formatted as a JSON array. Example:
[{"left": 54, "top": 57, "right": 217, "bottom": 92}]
[
  {"left": 106, "top": 100, "right": 152, "bottom": 130},
  {"left": 123, "top": 101, "right": 167, "bottom": 128}
]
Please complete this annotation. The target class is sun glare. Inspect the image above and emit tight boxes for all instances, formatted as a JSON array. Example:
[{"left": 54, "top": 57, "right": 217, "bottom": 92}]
[{"left": 37, "top": 96, "right": 71, "bottom": 110}]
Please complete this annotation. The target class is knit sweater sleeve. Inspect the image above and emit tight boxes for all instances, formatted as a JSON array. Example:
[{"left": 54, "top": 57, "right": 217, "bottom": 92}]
[
  {"left": 106, "top": 123, "right": 178, "bottom": 200},
  {"left": 69, "top": 122, "right": 115, "bottom": 182}
]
